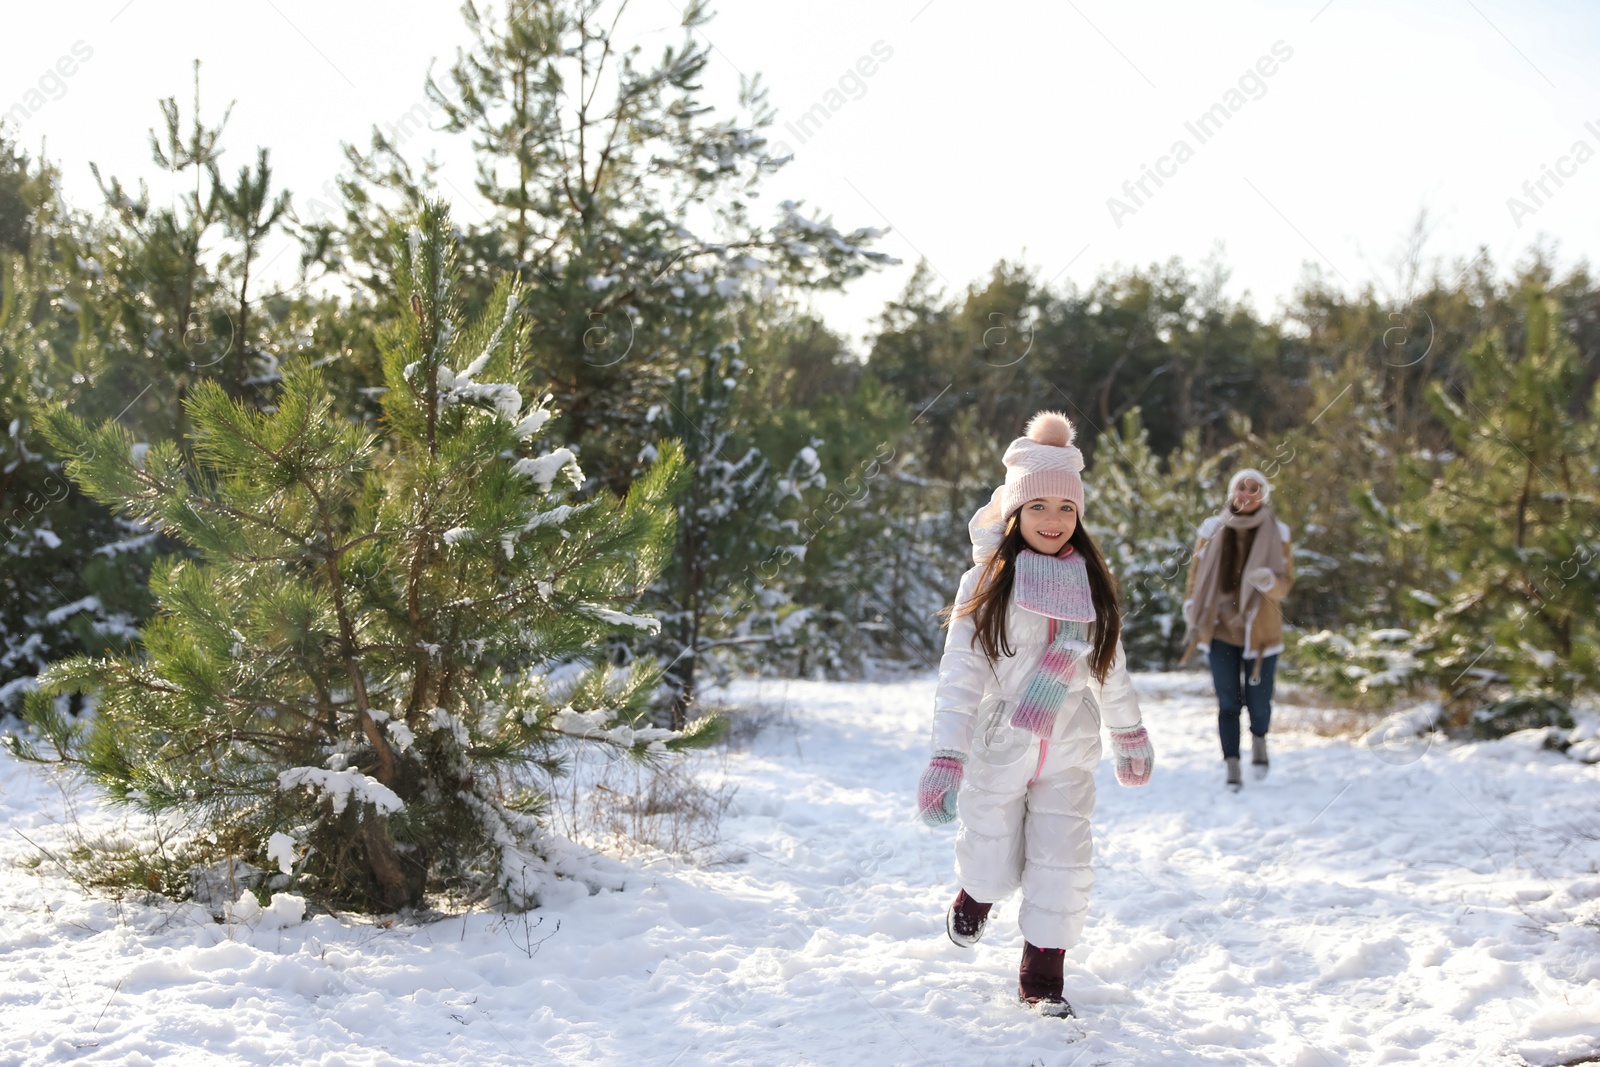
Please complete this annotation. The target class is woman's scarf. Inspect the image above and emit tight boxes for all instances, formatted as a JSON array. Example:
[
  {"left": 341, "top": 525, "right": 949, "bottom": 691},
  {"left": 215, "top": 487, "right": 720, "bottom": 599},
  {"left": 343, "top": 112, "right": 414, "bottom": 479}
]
[
  {"left": 1008, "top": 548, "right": 1094, "bottom": 737},
  {"left": 1182, "top": 504, "right": 1287, "bottom": 681}
]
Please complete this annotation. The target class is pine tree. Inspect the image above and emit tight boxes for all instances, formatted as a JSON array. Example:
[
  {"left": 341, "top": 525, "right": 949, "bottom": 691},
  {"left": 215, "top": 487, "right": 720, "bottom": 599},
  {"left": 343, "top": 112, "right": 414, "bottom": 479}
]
[
  {"left": 12, "top": 202, "right": 711, "bottom": 911},
  {"left": 213, "top": 145, "right": 291, "bottom": 399},
  {"left": 317, "top": 0, "right": 893, "bottom": 492},
  {"left": 1306, "top": 288, "right": 1600, "bottom": 723},
  {"left": 641, "top": 340, "right": 823, "bottom": 726},
  {"left": 735, "top": 326, "right": 946, "bottom": 679},
  {"left": 791, "top": 440, "right": 950, "bottom": 678},
  {"left": 1402, "top": 290, "right": 1599, "bottom": 721},
  {"left": 87, "top": 61, "right": 236, "bottom": 428},
  {"left": 1088, "top": 408, "right": 1243, "bottom": 668},
  {"left": 0, "top": 136, "right": 158, "bottom": 715}
]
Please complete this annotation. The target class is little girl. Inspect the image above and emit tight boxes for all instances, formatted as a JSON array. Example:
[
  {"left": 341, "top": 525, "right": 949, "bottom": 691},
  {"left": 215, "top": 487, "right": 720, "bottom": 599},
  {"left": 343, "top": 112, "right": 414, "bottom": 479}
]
[{"left": 917, "top": 410, "right": 1154, "bottom": 1017}]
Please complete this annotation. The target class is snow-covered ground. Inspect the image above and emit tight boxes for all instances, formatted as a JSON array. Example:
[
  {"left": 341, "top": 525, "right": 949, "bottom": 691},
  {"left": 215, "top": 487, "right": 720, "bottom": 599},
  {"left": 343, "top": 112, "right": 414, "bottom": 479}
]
[{"left": 2, "top": 672, "right": 1598, "bottom": 1066}]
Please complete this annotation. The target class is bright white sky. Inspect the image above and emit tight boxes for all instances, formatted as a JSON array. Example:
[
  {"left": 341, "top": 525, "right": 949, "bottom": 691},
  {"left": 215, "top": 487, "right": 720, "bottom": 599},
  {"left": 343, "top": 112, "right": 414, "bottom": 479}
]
[{"left": 5, "top": 0, "right": 1599, "bottom": 353}]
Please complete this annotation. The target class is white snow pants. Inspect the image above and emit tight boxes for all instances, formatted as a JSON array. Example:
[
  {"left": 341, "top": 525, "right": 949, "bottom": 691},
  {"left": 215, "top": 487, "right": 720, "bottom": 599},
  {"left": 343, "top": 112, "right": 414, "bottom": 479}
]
[{"left": 953, "top": 695, "right": 1098, "bottom": 950}]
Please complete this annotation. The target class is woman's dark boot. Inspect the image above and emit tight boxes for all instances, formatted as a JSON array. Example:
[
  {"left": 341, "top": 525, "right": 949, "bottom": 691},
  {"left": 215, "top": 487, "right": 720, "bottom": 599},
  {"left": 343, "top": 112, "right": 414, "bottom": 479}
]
[
  {"left": 1018, "top": 941, "right": 1074, "bottom": 1017},
  {"left": 946, "top": 889, "right": 991, "bottom": 947}
]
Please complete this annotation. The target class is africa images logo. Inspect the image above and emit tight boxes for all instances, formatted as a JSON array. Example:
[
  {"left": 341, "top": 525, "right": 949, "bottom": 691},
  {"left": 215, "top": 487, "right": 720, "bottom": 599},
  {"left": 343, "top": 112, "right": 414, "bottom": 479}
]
[
  {"left": 1106, "top": 40, "right": 1294, "bottom": 228},
  {"left": 4, "top": 40, "right": 94, "bottom": 128},
  {"left": 1504, "top": 119, "right": 1600, "bottom": 229}
]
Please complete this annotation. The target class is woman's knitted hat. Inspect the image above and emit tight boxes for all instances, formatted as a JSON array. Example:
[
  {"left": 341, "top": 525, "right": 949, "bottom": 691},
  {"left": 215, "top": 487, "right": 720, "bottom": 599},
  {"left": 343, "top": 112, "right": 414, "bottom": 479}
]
[
  {"left": 1227, "top": 467, "right": 1273, "bottom": 505},
  {"left": 1001, "top": 411, "right": 1085, "bottom": 521}
]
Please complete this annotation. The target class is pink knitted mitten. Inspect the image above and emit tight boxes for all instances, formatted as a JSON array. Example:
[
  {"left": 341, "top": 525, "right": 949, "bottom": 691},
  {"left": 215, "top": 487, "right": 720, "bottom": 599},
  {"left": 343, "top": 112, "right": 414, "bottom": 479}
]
[
  {"left": 1109, "top": 726, "right": 1154, "bottom": 787},
  {"left": 917, "top": 752, "right": 965, "bottom": 826}
]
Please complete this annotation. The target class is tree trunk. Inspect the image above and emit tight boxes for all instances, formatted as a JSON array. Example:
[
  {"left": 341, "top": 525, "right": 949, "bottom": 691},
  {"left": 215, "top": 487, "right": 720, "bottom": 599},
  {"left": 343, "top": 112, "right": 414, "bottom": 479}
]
[
  {"left": 671, "top": 650, "right": 696, "bottom": 732},
  {"left": 673, "top": 581, "right": 702, "bottom": 730},
  {"left": 234, "top": 242, "right": 251, "bottom": 399},
  {"left": 362, "top": 815, "right": 419, "bottom": 910},
  {"left": 1514, "top": 459, "right": 1533, "bottom": 549}
]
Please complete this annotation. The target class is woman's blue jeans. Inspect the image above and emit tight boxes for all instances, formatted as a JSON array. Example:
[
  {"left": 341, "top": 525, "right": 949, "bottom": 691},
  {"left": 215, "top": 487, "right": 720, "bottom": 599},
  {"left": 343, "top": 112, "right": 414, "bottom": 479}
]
[{"left": 1209, "top": 639, "right": 1277, "bottom": 760}]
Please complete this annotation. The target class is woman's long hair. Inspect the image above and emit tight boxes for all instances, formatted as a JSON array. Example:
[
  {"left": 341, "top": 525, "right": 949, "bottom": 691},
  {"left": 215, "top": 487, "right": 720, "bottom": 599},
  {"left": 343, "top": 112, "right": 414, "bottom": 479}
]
[
  {"left": 941, "top": 514, "right": 1123, "bottom": 684},
  {"left": 1216, "top": 502, "right": 1267, "bottom": 594}
]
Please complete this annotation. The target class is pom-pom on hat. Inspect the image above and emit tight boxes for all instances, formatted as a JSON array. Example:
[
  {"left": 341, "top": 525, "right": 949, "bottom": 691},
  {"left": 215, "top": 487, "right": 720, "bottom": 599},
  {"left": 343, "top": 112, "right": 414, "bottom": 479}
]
[{"left": 1000, "top": 410, "right": 1086, "bottom": 522}]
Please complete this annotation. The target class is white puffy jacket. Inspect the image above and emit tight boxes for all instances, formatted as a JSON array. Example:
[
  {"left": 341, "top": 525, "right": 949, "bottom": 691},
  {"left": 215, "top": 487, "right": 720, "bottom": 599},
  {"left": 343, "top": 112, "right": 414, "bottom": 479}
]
[{"left": 930, "top": 564, "right": 1143, "bottom": 758}]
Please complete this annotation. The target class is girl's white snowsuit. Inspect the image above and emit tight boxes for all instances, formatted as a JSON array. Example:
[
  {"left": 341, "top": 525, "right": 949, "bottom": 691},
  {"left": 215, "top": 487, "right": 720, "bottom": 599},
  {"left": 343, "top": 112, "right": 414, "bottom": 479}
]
[{"left": 931, "top": 564, "right": 1143, "bottom": 949}]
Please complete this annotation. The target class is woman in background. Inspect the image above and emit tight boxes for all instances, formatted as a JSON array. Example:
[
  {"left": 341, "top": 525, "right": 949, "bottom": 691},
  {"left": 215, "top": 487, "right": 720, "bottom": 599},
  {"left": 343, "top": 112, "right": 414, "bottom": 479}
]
[{"left": 1181, "top": 469, "right": 1294, "bottom": 791}]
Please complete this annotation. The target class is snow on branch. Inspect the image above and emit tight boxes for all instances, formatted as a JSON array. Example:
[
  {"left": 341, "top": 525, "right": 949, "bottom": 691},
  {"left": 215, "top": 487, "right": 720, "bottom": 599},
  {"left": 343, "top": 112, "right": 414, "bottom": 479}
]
[
  {"left": 551, "top": 706, "right": 677, "bottom": 749},
  {"left": 278, "top": 766, "right": 404, "bottom": 816},
  {"left": 513, "top": 448, "right": 582, "bottom": 491},
  {"left": 577, "top": 603, "right": 662, "bottom": 634}
]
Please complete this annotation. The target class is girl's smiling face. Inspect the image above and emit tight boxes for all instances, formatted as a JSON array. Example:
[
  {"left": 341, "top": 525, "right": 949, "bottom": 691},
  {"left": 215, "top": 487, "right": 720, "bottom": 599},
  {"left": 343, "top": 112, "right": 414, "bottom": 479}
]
[{"left": 1018, "top": 496, "right": 1077, "bottom": 555}]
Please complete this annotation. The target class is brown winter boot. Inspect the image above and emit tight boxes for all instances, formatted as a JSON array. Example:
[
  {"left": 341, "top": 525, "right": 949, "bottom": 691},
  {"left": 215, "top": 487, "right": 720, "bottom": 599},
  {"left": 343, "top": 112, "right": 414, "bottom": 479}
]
[
  {"left": 1018, "top": 941, "right": 1074, "bottom": 1017},
  {"left": 946, "top": 889, "right": 992, "bottom": 947}
]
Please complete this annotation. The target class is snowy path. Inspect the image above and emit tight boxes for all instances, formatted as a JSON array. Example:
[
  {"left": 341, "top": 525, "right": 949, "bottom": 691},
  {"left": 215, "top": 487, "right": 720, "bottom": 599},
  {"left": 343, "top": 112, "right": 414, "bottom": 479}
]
[{"left": 2, "top": 672, "right": 1598, "bottom": 1066}]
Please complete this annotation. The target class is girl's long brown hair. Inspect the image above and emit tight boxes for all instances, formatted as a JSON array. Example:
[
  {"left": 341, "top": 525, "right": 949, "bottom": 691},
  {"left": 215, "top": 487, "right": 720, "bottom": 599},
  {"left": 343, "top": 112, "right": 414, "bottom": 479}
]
[{"left": 941, "top": 514, "right": 1123, "bottom": 684}]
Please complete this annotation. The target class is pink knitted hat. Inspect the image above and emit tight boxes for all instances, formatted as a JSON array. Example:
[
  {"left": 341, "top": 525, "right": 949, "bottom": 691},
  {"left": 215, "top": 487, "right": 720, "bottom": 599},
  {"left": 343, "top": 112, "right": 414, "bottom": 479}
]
[{"left": 1001, "top": 411, "right": 1085, "bottom": 521}]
